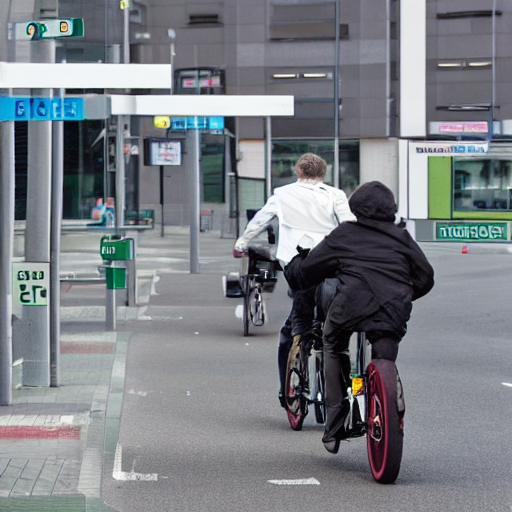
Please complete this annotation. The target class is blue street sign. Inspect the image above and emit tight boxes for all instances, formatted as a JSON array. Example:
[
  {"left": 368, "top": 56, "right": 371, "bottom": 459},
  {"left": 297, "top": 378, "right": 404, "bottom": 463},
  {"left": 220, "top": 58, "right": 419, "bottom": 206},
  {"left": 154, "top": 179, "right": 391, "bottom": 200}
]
[
  {"left": 51, "top": 98, "right": 85, "bottom": 120},
  {"left": 31, "top": 98, "right": 51, "bottom": 120},
  {"left": 170, "top": 116, "right": 224, "bottom": 131},
  {"left": 0, "top": 97, "right": 85, "bottom": 121}
]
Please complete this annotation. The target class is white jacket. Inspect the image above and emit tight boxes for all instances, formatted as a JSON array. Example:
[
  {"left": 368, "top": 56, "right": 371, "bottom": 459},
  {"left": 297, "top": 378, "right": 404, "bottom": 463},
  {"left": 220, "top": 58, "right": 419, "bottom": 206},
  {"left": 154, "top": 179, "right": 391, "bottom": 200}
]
[{"left": 235, "top": 180, "right": 356, "bottom": 265}]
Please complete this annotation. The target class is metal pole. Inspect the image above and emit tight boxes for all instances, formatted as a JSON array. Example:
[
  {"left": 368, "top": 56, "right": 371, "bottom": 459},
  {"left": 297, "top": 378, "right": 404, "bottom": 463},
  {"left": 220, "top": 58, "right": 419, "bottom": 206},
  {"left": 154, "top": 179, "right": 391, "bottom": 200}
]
[
  {"left": 160, "top": 165, "right": 164, "bottom": 237},
  {"left": 123, "top": 7, "right": 130, "bottom": 65},
  {"left": 24, "top": 39, "right": 55, "bottom": 387},
  {"left": 333, "top": 0, "right": 340, "bottom": 188},
  {"left": 189, "top": 126, "right": 200, "bottom": 274},
  {"left": 105, "top": 286, "right": 116, "bottom": 331},
  {"left": 0, "top": 110, "right": 14, "bottom": 405},
  {"left": 490, "top": 0, "right": 496, "bottom": 139},
  {"left": 50, "top": 95, "right": 64, "bottom": 387},
  {"left": 116, "top": 115, "right": 126, "bottom": 231},
  {"left": 265, "top": 117, "right": 272, "bottom": 201},
  {"left": 168, "top": 29, "right": 176, "bottom": 95}
]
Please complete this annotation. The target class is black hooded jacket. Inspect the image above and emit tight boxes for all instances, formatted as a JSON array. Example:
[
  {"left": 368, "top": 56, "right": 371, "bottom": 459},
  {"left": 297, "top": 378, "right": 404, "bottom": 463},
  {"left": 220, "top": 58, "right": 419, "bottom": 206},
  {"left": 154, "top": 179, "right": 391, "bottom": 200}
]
[{"left": 284, "top": 181, "right": 434, "bottom": 337}]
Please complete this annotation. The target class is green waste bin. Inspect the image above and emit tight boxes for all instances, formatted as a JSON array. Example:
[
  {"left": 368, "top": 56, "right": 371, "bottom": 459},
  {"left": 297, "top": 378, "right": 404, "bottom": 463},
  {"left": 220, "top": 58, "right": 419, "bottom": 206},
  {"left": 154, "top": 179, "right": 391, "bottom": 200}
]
[
  {"left": 100, "top": 236, "right": 134, "bottom": 261},
  {"left": 105, "top": 267, "right": 126, "bottom": 290}
]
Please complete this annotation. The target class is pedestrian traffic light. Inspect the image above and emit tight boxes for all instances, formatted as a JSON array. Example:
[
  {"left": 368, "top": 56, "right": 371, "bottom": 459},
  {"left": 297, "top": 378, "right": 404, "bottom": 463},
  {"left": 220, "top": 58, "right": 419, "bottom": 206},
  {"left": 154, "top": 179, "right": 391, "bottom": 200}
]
[
  {"left": 26, "top": 22, "right": 47, "bottom": 40},
  {"left": 12, "top": 19, "right": 84, "bottom": 41}
]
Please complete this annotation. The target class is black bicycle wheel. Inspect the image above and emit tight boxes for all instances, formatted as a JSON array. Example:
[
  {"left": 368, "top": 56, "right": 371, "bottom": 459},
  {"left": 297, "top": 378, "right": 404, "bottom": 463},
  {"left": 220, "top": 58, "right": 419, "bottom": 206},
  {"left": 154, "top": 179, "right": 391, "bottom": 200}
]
[
  {"left": 313, "top": 354, "right": 326, "bottom": 424},
  {"left": 366, "top": 359, "right": 404, "bottom": 484},
  {"left": 242, "top": 277, "right": 250, "bottom": 337},
  {"left": 285, "top": 343, "right": 308, "bottom": 430},
  {"left": 250, "top": 286, "right": 265, "bottom": 326}
]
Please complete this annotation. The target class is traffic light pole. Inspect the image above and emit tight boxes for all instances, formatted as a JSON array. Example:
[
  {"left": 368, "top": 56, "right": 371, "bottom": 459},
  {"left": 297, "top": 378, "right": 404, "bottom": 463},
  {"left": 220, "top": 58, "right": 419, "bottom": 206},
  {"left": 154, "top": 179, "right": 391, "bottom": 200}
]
[
  {"left": 0, "top": 111, "right": 14, "bottom": 405},
  {"left": 22, "top": 39, "right": 55, "bottom": 386}
]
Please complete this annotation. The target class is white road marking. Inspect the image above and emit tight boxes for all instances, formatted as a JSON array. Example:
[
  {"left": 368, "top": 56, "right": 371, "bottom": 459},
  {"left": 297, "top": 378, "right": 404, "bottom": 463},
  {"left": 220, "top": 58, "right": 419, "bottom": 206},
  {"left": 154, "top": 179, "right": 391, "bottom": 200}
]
[
  {"left": 113, "top": 443, "right": 158, "bottom": 482},
  {"left": 502, "top": 382, "right": 512, "bottom": 388},
  {"left": 128, "top": 389, "right": 148, "bottom": 397},
  {"left": 268, "top": 478, "right": 320, "bottom": 485}
]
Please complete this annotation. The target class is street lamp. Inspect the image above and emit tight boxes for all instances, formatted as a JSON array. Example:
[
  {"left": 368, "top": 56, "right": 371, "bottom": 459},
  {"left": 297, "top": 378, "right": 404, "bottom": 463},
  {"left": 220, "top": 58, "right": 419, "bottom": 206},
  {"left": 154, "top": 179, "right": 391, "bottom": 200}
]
[{"left": 168, "top": 28, "right": 176, "bottom": 95}]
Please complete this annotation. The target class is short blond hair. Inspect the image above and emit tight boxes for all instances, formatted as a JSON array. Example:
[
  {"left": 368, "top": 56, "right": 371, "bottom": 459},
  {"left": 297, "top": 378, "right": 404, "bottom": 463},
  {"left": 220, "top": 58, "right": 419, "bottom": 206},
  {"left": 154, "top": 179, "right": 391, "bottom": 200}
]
[{"left": 295, "top": 153, "right": 327, "bottom": 180}]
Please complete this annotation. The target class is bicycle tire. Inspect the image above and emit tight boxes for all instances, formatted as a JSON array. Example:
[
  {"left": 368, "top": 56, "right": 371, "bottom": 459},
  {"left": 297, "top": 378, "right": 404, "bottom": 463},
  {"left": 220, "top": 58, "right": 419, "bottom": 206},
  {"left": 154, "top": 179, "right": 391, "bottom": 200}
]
[
  {"left": 242, "top": 277, "right": 251, "bottom": 337},
  {"left": 250, "top": 286, "right": 265, "bottom": 326},
  {"left": 313, "top": 353, "right": 326, "bottom": 424},
  {"left": 366, "top": 359, "right": 404, "bottom": 484},
  {"left": 285, "top": 342, "right": 308, "bottom": 431}
]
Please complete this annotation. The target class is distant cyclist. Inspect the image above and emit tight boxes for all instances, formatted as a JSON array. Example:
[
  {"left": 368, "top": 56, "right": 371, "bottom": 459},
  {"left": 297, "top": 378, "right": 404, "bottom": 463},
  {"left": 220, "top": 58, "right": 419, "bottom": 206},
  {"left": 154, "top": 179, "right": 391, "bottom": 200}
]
[
  {"left": 285, "top": 181, "right": 434, "bottom": 453},
  {"left": 233, "top": 153, "right": 356, "bottom": 406}
]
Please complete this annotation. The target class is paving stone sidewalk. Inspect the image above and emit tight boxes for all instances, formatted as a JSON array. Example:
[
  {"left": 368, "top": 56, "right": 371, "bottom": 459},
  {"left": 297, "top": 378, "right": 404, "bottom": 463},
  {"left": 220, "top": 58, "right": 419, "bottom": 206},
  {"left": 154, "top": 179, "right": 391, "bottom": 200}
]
[
  {"left": 0, "top": 226, "right": 237, "bottom": 512},
  {"left": 0, "top": 327, "right": 127, "bottom": 511}
]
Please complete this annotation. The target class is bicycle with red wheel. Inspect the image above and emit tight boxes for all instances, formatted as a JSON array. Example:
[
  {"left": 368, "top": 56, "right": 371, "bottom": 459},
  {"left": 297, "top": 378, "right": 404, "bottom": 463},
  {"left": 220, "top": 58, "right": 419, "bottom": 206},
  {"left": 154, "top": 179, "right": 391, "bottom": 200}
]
[
  {"left": 342, "top": 332, "right": 405, "bottom": 484},
  {"left": 285, "top": 331, "right": 404, "bottom": 484}
]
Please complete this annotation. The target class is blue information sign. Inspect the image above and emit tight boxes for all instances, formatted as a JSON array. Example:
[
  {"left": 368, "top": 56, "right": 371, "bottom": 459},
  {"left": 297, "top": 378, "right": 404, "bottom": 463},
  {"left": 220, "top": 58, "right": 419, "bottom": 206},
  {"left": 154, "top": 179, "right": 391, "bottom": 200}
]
[
  {"left": 0, "top": 96, "right": 85, "bottom": 121},
  {"left": 171, "top": 116, "right": 224, "bottom": 131}
]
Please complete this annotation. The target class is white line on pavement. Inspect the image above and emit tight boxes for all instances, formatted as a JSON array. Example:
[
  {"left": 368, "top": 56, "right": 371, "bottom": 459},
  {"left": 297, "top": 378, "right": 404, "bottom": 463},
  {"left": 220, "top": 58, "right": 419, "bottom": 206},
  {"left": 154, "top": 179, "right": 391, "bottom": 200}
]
[
  {"left": 113, "top": 443, "right": 158, "bottom": 482},
  {"left": 502, "top": 383, "right": 512, "bottom": 387},
  {"left": 268, "top": 478, "right": 320, "bottom": 485}
]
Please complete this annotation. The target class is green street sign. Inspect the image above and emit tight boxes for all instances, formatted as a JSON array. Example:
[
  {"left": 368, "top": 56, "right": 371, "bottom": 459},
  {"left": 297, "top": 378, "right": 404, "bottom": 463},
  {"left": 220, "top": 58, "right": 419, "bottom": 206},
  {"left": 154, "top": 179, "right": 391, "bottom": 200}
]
[
  {"left": 12, "top": 18, "right": 84, "bottom": 41},
  {"left": 436, "top": 222, "right": 508, "bottom": 242},
  {"left": 12, "top": 262, "right": 49, "bottom": 306}
]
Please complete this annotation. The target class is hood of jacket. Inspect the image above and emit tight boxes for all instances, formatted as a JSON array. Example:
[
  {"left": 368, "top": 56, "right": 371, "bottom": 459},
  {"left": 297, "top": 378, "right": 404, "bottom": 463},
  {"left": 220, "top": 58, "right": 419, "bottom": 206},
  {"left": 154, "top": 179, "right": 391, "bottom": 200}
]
[{"left": 348, "top": 181, "right": 397, "bottom": 223}]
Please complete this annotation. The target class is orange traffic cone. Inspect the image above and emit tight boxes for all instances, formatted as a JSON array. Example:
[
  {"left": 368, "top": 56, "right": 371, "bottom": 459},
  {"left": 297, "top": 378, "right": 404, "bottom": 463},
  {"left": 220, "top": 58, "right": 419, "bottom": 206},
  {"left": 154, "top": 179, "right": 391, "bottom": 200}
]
[{"left": 461, "top": 243, "right": 468, "bottom": 254}]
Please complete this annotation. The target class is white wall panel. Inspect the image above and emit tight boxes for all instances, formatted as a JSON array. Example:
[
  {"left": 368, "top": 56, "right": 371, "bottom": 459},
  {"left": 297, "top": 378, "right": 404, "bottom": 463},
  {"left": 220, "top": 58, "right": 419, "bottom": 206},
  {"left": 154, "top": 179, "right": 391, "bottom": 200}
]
[{"left": 400, "top": 1, "right": 426, "bottom": 137}]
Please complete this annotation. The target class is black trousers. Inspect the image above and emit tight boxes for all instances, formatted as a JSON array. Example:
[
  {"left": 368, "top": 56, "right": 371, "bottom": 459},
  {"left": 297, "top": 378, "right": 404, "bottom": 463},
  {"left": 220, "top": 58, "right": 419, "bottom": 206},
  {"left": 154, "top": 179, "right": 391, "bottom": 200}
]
[
  {"left": 278, "top": 280, "right": 338, "bottom": 396},
  {"left": 322, "top": 327, "right": 401, "bottom": 441}
]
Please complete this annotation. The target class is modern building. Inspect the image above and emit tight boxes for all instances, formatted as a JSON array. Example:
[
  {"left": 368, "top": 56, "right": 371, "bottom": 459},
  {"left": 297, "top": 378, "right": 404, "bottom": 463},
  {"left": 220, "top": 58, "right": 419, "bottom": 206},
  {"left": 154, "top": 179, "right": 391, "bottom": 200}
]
[{"left": 2, "top": 0, "right": 512, "bottom": 242}]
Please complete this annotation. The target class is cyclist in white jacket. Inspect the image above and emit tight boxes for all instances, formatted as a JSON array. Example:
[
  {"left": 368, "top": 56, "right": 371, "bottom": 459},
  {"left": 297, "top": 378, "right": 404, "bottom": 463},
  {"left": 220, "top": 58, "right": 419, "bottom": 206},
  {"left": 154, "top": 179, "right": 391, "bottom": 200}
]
[{"left": 233, "top": 153, "right": 356, "bottom": 407}]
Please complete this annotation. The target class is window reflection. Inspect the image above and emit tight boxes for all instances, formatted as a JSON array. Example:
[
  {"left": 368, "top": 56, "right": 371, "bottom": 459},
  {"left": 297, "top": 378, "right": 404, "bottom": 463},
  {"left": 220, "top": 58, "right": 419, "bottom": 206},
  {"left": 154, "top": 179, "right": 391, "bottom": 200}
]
[{"left": 453, "top": 158, "right": 512, "bottom": 211}]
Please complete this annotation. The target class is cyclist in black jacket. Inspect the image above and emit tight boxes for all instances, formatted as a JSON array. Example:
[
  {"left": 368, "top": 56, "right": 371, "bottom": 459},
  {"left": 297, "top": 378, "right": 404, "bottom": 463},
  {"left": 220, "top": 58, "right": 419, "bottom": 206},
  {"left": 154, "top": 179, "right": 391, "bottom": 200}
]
[{"left": 284, "top": 181, "right": 434, "bottom": 453}]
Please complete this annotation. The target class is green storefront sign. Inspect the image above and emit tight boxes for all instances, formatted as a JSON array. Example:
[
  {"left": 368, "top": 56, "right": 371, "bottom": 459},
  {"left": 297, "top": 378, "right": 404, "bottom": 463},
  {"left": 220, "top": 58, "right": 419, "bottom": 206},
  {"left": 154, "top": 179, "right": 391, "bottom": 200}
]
[{"left": 436, "top": 222, "right": 508, "bottom": 241}]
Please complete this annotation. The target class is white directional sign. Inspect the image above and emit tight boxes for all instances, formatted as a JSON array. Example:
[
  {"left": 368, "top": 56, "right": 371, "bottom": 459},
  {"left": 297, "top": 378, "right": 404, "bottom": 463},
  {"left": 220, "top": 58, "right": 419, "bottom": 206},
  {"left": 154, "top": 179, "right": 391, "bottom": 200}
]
[{"left": 13, "top": 262, "right": 50, "bottom": 307}]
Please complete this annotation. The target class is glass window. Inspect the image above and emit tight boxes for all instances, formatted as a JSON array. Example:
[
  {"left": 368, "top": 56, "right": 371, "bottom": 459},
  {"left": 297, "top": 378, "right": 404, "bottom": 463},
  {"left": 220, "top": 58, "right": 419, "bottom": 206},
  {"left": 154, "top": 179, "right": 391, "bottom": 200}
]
[
  {"left": 453, "top": 157, "right": 512, "bottom": 212},
  {"left": 269, "top": 3, "right": 349, "bottom": 41},
  {"left": 202, "top": 135, "right": 225, "bottom": 203},
  {"left": 271, "top": 140, "right": 359, "bottom": 196}
]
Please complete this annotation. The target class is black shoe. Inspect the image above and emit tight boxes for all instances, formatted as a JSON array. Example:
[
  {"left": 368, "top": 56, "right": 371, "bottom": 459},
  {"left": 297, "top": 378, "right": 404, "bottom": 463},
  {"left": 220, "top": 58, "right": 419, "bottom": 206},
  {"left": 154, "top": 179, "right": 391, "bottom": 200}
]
[
  {"left": 322, "top": 435, "right": 340, "bottom": 454},
  {"left": 278, "top": 392, "right": 286, "bottom": 409}
]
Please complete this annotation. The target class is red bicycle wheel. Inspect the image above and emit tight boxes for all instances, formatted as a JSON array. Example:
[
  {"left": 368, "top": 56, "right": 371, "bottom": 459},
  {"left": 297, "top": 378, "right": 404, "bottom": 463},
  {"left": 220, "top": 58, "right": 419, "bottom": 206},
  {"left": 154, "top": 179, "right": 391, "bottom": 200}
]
[
  {"left": 285, "top": 344, "right": 308, "bottom": 431},
  {"left": 366, "top": 359, "right": 403, "bottom": 484}
]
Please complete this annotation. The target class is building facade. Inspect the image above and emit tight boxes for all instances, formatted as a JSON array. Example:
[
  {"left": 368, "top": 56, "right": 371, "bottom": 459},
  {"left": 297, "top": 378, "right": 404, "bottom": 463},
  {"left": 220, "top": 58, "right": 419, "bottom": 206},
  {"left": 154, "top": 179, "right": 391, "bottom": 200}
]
[{"left": 3, "top": 0, "right": 512, "bottom": 242}]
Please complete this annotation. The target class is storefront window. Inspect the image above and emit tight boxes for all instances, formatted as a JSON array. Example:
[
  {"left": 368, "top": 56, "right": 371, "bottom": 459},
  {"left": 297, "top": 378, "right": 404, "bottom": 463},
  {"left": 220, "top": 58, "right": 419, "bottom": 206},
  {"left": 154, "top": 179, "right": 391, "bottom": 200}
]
[
  {"left": 453, "top": 158, "right": 512, "bottom": 212},
  {"left": 271, "top": 140, "right": 359, "bottom": 195},
  {"left": 201, "top": 134, "right": 225, "bottom": 203}
]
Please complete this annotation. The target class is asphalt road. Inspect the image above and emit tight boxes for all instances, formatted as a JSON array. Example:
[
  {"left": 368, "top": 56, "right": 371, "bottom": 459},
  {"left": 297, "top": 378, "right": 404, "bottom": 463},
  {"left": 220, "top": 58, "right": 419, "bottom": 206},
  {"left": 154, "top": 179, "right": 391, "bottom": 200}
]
[{"left": 101, "top": 245, "right": 512, "bottom": 512}]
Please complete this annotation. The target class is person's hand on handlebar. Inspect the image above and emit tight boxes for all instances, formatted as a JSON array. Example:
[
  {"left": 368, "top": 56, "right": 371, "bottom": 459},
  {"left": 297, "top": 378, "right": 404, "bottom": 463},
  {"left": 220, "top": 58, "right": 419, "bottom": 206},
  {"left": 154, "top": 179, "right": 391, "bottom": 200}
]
[{"left": 233, "top": 247, "right": 245, "bottom": 258}]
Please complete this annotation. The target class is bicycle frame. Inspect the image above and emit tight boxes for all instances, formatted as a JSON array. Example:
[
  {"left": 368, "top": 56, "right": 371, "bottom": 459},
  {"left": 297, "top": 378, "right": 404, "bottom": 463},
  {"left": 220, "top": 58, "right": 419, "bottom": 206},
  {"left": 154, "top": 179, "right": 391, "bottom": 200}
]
[
  {"left": 285, "top": 332, "right": 326, "bottom": 430},
  {"left": 239, "top": 248, "right": 278, "bottom": 336}
]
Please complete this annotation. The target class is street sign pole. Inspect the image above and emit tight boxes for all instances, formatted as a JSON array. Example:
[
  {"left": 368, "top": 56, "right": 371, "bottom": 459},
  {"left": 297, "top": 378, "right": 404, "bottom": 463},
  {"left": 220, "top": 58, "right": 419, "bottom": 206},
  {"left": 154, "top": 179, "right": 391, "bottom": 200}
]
[
  {"left": 23, "top": 38, "right": 54, "bottom": 386},
  {"left": 0, "top": 106, "right": 14, "bottom": 405},
  {"left": 160, "top": 165, "right": 165, "bottom": 237},
  {"left": 188, "top": 125, "right": 201, "bottom": 274},
  {"left": 50, "top": 98, "right": 64, "bottom": 387},
  {"left": 116, "top": 115, "right": 126, "bottom": 231}
]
